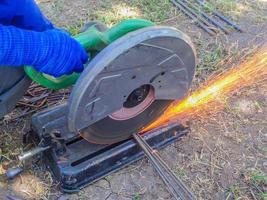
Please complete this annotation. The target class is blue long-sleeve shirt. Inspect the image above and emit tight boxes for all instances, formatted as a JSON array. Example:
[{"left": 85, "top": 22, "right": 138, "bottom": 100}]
[
  {"left": 0, "top": 0, "right": 88, "bottom": 78},
  {"left": 0, "top": 0, "right": 53, "bottom": 94},
  {"left": 0, "top": 0, "right": 53, "bottom": 30}
]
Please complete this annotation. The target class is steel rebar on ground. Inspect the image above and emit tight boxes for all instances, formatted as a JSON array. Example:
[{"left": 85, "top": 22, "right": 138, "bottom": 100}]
[
  {"left": 171, "top": 0, "right": 243, "bottom": 35},
  {"left": 195, "top": 0, "right": 243, "bottom": 32},
  {"left": 183, "top": 0, "right": 230, "bottom": 34},
  {"left": 133, "top": 132, "right": 196, "bottom": 200},
  {"left": 170, "top": 0, "right": 216, "bottom": 35}
]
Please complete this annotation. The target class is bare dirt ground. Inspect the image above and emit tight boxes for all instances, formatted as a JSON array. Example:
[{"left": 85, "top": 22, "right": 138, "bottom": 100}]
[{"left": 0, "top": 0, "right": 266, "bottom": 199}]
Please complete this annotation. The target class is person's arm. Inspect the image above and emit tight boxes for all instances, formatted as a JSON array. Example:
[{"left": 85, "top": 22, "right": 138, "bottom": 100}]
[
  {"left": 0, "top": 0, "right": 54, "bottom": 31},
  {"left": 0, "top": 25, "right": 88, "bottom": 77}
]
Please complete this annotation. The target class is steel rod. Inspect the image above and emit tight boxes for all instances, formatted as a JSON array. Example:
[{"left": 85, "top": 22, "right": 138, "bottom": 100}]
[
  {"left": 18, "top": 146, "right": 51, "bottom": 161},
  {"left": 170, "top": 0, "right": 216, "bottom": 35},
  {"left": 213, "top": 10, "right": 243, "bottom": 32},
  {"left": 133, "top": 133, "right": 196, "bottom": 200},
  {"left": 173, "top": 0, "right": 219, "bottom": 32},
  {"left": 183, "top": 0, "right": 230, "bottom": 34},
  {"left": 142, "top": 139, "right": 195, "bottom": 200},
  {"left": 195, "top": 0, "right": 243, "bottom": 32}
]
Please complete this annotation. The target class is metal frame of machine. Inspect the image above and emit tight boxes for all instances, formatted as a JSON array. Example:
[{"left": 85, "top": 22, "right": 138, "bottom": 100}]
[{"left": 29, "top": 122, "right": 189, "bottom": 192}]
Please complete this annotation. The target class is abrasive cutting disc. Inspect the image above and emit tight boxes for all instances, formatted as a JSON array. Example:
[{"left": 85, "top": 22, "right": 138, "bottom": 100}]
[
  {"left": 68, "top": 26, "right": 196, "bottom": 144},
  {"left": 82, "top": 87, "right": 172, "bottom": 144}
]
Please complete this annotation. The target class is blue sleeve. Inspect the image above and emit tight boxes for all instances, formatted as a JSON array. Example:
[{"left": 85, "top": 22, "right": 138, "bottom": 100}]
[
  {"left": 0, "top": 0, "right": 54, "bottom": 31},
  {"left": 0, "top": 25, "right": 88, "bottom": 77}
]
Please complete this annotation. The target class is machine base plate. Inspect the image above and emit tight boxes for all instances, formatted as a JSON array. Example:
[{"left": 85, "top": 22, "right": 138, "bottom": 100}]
[{"left": 40, "top": 123, "right": 189, "bottom": 193}]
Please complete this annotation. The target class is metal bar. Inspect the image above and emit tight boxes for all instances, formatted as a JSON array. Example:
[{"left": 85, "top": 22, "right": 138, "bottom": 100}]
[
  {"left": 170, "top": 0, "right": 216, "bottom": 35},
  {"left": 195, "top": 0, "right": 243, "bottom": 32},
  {"left": 213, "top": 11, "right": 243, "bottom": 32},
  {"left": 133, "top": 133, "right": 196, "bottom": 200},
  {"left": 184, "top": 0, "right": 230, "bottom": 34},
  {"left": 18, "top": 146, "right": 51, "bottom": 161},
  {"left": 174, "top": 0, "right": 219, "bottom": 32}
]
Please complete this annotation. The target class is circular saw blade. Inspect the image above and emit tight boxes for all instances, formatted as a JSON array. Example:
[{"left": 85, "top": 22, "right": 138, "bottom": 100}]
[{"left": 80, "top": 99, "right": 171, "bottom": 144}]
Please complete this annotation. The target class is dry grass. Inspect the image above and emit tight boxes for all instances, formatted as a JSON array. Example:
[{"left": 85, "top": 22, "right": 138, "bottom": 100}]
[
  {"left": 185, "top": 84, "right": 267, "bottom": 199},
  {"left": 10, "top": 173, "right": 50, "bottom": 200},
  {"left": 200, "top": 0, "right": 267, "bottom": 23}
]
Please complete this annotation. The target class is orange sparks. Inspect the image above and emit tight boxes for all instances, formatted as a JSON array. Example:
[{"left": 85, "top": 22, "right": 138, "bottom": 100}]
[{"left": 144, "top": 46, "right": 267, "bottom": 132}]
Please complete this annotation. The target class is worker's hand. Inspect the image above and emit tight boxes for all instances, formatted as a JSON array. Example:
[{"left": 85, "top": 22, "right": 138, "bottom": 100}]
[
  {"left": 32, "top": 29, "right": 89, "bottom": 77},
  {"left": 0, "top": 25, "right": 89, "bottom": 77}
]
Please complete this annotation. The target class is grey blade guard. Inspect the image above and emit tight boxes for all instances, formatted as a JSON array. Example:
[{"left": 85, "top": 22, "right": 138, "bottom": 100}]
[{"left": 68, "top": 26, "right": 196, "bottom": 133}]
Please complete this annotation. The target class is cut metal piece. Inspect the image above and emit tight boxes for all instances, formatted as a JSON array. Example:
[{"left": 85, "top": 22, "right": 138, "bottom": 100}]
[{"left": 68, "top": 26, "right": 196, "bottom": 139}]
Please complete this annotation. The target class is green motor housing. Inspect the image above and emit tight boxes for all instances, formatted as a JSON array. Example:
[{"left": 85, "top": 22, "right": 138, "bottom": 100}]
[{"left": 24, "top": 19, "right": 155, "bottom": 90}]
